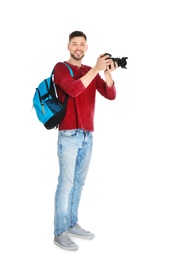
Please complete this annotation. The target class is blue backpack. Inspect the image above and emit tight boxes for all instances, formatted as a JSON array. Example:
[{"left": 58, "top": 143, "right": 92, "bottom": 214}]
[{"left": 33, "top": 63, "right": 74, "bottom": 130}]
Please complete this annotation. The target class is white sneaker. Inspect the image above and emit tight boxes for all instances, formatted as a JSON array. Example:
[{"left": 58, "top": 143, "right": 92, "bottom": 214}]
[
  {"left": 68, "top": 223, "right": 95, "bottom": 239},
  {"left": 54, "top": 231, "right": 79, "bottom": 251}
]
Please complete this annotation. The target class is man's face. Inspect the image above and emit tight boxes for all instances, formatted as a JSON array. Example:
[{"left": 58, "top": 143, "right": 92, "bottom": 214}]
[{"left": 67, "top": 36, "right": 88, "bottom": 60}]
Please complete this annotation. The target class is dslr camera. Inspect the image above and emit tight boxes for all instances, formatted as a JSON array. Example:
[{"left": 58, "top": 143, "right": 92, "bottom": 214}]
[{"left": 102, "top": 53, "right": 128, "bottom": 69}]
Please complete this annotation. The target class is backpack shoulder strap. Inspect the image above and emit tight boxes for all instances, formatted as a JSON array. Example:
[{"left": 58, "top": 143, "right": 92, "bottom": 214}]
[
  {"left": 51, "top": 62, "right": 74, "bottom": 77},
  {"left": 51, "top": 62, "right": 74, "bottom": 104},
  {"left": 63, "top": 62, "right": 74, "bottom": 77},
  {"left": 61, "top": 63, "right": 74, "bottom": 103}
]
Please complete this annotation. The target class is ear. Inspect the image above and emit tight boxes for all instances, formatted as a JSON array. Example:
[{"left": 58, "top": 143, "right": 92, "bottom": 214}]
[{"left": 67, "top": 44, "right": 70, "bottom": 51}]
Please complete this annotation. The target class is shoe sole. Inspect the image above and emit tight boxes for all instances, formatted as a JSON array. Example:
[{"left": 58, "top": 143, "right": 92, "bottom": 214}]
[
  {"left": 67, "top": 232, "right": 95, "bottom": 240},
  {"left": 54, "top": 241, "right": 79, "bottom": 251}
]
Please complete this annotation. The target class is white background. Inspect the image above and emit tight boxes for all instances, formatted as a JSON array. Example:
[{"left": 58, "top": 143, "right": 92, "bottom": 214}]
[{"left": 0, "top": 0, "right": 173, "bottom": 259}]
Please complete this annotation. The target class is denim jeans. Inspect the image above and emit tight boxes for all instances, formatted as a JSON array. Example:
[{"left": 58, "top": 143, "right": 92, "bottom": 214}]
[{"left": 54, "top": 129, "right": 93, "bottom": 236}]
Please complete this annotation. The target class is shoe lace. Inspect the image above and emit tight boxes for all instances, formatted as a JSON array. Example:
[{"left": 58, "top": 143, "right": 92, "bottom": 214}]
[
  {"left": 74, "top": 223, "right": 83, "bottom": 230},
  {"left": 62, "top": 232, "right": 73, "bottom": 243},
  {"left": 74, "top": 223, "right": 89, "bottom": 233}
]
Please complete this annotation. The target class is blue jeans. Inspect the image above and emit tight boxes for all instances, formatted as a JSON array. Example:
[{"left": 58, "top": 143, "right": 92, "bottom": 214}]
[{"left": 54, "top": 129, "right": 93, "bottom": 236}]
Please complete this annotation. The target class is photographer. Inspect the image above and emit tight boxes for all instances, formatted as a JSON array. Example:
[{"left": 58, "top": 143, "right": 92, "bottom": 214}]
[{"left": 53, "top": 31, "right": 118, "bottom": 251}]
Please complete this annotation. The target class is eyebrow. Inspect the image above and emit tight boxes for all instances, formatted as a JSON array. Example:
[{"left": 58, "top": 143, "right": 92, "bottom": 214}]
[{"left": 71, "top": 41, "right": 86, "bottom": 44}]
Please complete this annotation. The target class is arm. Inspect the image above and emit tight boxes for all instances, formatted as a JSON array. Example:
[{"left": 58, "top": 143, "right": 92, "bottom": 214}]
[
  {"left": 104, "top": 57, "right": 118, "bottom": 87},
  {"left": 95, "top": 57, "right": 118, "bottom": 100}
]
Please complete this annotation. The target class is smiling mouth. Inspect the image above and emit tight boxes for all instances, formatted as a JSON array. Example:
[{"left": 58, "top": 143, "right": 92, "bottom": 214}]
[{"left": 71, "top": 53, "right": 84, "bottom": 60}]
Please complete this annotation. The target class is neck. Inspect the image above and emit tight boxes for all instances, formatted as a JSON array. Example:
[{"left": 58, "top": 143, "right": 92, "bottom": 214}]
[{"left": 67, "top": 57, "right": 82, "bottom": 67}]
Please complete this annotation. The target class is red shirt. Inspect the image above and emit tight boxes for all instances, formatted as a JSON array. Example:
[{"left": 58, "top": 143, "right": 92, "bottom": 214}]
[{"left": 53, "top": 62, "right": 116, "bottom": 131}]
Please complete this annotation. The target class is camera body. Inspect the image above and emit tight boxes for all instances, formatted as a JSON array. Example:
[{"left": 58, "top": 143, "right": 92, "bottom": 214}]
[{"left": 102, "top": 53, "right": 128, "bottom": 69}]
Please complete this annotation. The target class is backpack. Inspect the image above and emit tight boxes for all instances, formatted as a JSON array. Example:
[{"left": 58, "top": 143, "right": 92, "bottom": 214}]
[{"left": 33, "top": 62, "right": 74, "bottom": 130}]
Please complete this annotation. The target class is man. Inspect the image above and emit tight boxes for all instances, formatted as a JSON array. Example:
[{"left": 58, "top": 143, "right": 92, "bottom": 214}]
[{"left": 53, "top": 31, "right": 118, "bottom": 251}]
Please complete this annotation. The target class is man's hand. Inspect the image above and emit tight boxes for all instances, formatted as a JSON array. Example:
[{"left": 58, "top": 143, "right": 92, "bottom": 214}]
[
  {"left": 95, "top": 54, "right": 114, "bottom": 71},
  {"left": 105, "top": 59, "right": 118, "bottom": 74}
]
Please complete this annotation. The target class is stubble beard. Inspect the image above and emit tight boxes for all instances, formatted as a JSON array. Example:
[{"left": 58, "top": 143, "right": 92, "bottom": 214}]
[{"left": 71, "top": 53, "right": 84, "bottom": 61}]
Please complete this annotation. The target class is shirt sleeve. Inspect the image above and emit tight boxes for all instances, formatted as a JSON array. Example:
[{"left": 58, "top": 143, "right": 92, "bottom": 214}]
[
  {"left": 53, "top": 62, "right": 86, "bottom": 97},
  {"left": 95, "top": 74, "right": 116, "bottom": 100}
]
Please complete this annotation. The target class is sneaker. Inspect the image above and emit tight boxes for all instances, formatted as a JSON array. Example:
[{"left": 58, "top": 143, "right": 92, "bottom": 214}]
[
  {"left": 68, "top": 223, "right": 95, "bottom": 239},
  {"left": 54, "top": 231, "right": 79, "bottom": 251}
]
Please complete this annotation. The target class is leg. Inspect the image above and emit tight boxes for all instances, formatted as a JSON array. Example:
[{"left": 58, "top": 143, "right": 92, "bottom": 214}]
[
  {"left": 54, "top": 130, "right": 79, "bottom": 236},
  {"left": 69, "top": 130, "right": 93, "bottom": 227}
]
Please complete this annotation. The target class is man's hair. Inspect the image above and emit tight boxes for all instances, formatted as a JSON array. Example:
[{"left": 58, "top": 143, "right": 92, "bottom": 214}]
[{"left": 69, "top": 31, "right": 87, "bottom": 42}]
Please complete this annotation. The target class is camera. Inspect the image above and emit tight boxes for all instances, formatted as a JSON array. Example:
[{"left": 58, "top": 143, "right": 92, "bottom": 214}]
[{"left": 102, "top": 53, "right": 128, "bottom": 69}]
